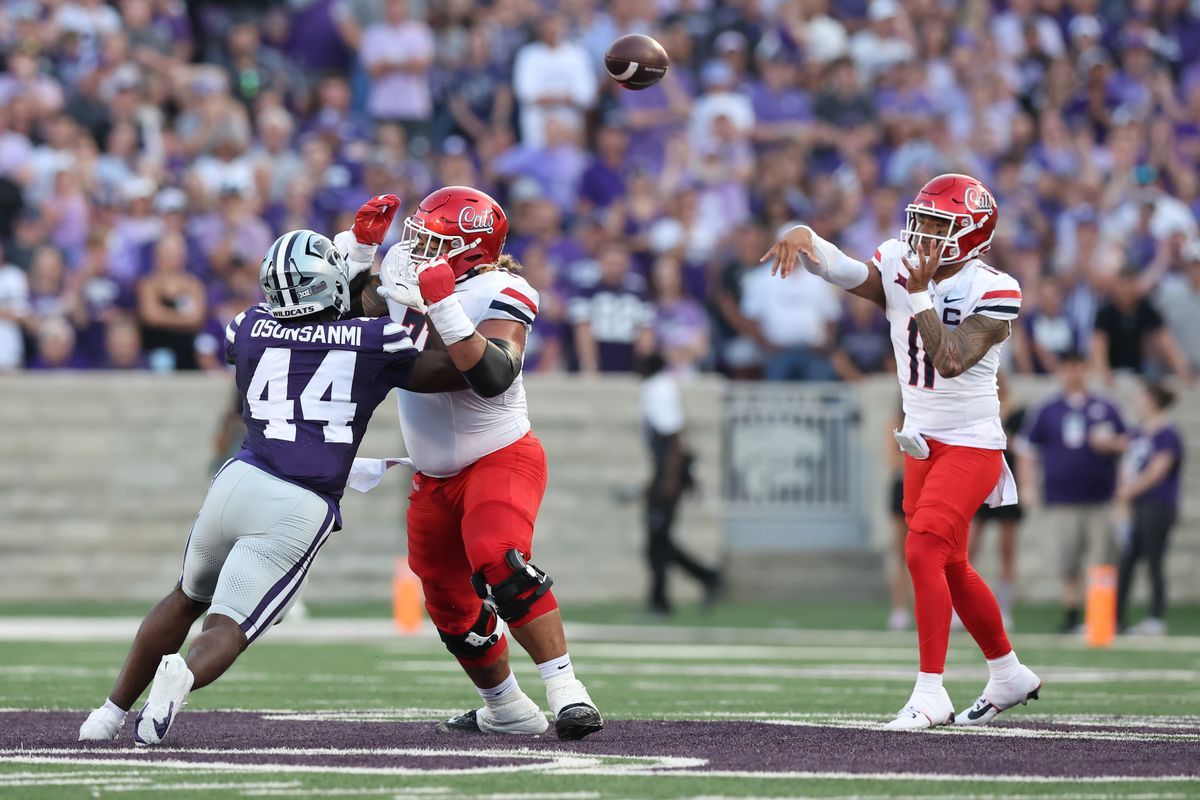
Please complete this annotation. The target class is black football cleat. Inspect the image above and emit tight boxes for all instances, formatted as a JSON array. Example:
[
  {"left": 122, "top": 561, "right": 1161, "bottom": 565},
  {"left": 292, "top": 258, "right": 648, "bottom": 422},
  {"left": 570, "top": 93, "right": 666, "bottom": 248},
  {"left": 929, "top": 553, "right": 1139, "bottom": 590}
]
[
  {"left": 438, "top": 709, "right": 483, "bottom": 734},
  {"left": 554, "top": 703, "right": 604, "bottom": 741}
]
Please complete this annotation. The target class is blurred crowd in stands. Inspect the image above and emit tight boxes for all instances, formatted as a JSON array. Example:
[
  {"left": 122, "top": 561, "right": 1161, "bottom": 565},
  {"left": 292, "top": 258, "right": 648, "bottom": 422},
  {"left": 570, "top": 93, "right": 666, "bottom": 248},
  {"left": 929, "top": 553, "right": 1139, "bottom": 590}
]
[{"left": 0, "top": 0, "right": 1198, "bottom": 382}]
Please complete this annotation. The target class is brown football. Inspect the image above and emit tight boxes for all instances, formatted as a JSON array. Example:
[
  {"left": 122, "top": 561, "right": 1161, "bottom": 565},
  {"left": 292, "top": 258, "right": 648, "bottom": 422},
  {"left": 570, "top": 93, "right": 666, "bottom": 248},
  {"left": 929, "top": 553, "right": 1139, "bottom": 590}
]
[{"left": 605, "top": 34, "right": 669, "bottom": 90}]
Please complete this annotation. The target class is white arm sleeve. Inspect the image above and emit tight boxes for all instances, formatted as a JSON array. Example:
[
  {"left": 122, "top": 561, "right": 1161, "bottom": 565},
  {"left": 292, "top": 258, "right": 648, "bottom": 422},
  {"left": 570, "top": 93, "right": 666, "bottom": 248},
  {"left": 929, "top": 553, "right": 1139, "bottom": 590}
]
[
  {"left": 791, "top": 225, "right": 869, "bottom": 290},
  {"left": 333, "top": 230, "right": 378, "bottom": 280}
]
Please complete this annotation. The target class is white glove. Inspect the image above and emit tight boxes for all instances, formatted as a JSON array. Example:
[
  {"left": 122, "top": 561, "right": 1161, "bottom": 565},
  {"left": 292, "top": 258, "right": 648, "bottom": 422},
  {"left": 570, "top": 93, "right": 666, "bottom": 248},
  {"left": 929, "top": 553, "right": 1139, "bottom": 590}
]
[
  {"left": 378, "top": 241, "right": 427, "bottom": 314},
  {"left": 333, "top": 230, "right": 378, "bottom": 280}
]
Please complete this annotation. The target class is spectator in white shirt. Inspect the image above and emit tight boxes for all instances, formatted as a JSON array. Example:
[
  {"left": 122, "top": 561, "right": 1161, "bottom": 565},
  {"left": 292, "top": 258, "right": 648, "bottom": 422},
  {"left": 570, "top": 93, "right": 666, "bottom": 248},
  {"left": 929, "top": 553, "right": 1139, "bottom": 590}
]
[
  {"left": 740, "top": 253, "right": 842, "bottom": 381},
  {"left": 848, "top": 0, "right": 917, "bottom": 83},
  {"left": 689, "top": 61, "right": 754, "bottom": 153},
  {"left": 361, "top": 0, "right": 435, "bottom": 143},
  {"left": 0, "top": 243, "right": 29, "bottom": 370},
  {"left": 512, "top": 14, "right": 597, "bottom": 148}
]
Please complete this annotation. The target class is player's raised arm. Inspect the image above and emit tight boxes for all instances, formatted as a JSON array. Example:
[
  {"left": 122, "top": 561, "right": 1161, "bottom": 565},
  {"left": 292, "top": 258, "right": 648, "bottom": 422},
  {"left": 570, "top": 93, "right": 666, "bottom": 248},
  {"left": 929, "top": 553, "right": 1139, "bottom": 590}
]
[
  {"left": 380, "top": 256, "right": 523, "bottom": 398},
  {"left": 906, "top": 240, "right": 1012, "bottom": 379},
  {"left": 335, "top": 194, "right": 403, "bottom": 318},
  {"left": 761, "top": 224, "right": 886, "bottom": 309}
]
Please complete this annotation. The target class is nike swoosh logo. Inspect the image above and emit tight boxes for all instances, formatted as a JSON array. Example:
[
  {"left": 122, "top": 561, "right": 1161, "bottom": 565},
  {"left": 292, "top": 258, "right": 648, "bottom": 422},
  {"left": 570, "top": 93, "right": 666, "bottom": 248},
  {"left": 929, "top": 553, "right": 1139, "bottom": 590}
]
[
  {"left": 966, "top": 702, "right": 994, "bottom": 721},
  {"left": 557, "top": 664, "right": 568, "bottom": 670},
  {"left": 154, "top": 702, "right": 175, "bottom": 739}
]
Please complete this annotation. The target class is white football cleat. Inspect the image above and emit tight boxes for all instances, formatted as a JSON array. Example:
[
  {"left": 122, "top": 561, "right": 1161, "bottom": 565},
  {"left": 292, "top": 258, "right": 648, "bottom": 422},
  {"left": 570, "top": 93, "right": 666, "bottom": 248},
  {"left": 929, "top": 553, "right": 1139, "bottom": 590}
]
[
  {"left": 883, "top": 688, "right": 955, "bottom": 731},
  {"left": 134, "top": 654, "right": 194, "bottom": 746},
  {"left": 955, "top": 665, "right": 1042, "bottom": 726},
  {"left": 79, "top": 705, "right": 125, "bottom": 741},
  {"left": 440, "top": 691, "right": 549, "bottom": 735}
]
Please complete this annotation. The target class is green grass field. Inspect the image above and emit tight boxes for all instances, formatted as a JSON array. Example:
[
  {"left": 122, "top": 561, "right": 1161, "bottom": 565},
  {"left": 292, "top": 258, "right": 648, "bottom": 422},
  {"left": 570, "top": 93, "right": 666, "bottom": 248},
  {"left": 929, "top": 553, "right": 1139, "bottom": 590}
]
[{"left": 1, "top": 602, "right": 1198, "bottom": 799}]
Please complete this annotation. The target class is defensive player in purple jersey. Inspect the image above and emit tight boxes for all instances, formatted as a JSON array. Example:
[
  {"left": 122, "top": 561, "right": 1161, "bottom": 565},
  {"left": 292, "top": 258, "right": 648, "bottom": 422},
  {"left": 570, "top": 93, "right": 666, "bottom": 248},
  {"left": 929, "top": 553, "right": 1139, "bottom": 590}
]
[{"left": 79, "top": 227, "right": 471, "bottom": 746}]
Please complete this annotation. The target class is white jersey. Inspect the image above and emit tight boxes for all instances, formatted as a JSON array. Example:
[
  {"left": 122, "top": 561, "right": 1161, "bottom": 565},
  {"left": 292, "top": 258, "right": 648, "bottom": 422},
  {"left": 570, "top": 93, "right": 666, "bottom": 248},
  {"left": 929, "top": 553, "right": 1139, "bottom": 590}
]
[
  {"left": 394, "top": 269, "right": 539, "bottom": 477},
  {"left": 873, "top": 238, "right": 1022, "bottom": 450}
]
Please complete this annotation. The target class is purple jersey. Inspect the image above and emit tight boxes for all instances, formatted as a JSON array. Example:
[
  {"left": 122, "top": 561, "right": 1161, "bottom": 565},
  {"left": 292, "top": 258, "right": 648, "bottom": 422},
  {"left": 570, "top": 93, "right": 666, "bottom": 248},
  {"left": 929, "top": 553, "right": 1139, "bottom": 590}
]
[
  {"left": 1019, "top": 393, "right": 1126, "bottom": 505},
  {"left": 225, "top": 305, "right": 418, "bottom": 527},
  {"left": 1125, "top": 425, "right": 1184, "bottom": 508}
]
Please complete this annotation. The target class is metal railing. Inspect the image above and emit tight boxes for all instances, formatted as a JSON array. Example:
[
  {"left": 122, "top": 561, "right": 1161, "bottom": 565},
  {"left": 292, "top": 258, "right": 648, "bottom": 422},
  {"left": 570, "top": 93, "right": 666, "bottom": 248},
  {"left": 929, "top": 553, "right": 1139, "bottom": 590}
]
[{"left": 723, "top": 383, "right": 868, "bottom": 552}]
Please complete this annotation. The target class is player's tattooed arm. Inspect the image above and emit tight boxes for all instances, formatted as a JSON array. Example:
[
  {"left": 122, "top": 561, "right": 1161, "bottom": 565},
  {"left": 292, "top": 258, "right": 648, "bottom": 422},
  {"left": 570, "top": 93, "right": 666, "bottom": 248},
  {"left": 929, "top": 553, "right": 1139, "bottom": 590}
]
[
  {"left": 906, "top": 237, "right": 1011, "bottom": 378},
  {"left": 913, "top": 311, "right": 1010, "bottom": 379}
]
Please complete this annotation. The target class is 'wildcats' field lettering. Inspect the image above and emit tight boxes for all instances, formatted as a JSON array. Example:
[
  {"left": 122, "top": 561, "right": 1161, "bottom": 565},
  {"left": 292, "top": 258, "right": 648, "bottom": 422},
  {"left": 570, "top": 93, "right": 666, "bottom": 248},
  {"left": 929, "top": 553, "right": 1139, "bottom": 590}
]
[{"left": 249, "top": 318, "right": 363, "bottom": 347}]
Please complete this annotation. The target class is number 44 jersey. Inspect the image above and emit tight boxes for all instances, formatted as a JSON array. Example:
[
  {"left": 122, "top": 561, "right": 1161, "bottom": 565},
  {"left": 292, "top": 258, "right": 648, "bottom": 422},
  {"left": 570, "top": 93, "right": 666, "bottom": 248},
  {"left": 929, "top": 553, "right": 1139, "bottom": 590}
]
[
  {"left": 225, "top": 304, "right": 419, "bottom": 527},
  {"left": 874, "top": 238, "right": 1022, "bottom": 450}
]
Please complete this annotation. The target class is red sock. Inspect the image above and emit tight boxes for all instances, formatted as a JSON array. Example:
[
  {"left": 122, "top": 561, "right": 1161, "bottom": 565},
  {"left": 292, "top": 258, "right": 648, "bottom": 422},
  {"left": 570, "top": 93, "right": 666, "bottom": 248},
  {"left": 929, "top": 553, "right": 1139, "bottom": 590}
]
[
  {"left": 905, "top": 531, "right": 954, "bottom": 674},
  {"left": 946, "top": 559, "right": 1012, "bottom": 660}
]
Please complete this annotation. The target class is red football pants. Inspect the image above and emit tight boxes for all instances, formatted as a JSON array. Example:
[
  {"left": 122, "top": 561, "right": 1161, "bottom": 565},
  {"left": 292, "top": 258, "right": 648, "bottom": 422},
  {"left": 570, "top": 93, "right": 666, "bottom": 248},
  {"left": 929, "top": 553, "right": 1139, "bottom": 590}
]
[
  {"left": 406, "top": 433, "right": 557, "bottom": 666},
  {"left": 902, "top": 439, "right": 1012, "bottom": 673}
]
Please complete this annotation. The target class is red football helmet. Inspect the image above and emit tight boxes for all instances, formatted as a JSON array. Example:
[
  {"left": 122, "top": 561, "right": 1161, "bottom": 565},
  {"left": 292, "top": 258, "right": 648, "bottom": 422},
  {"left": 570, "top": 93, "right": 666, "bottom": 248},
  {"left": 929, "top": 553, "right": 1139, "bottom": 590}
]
[
  {"left": 399, "top": 186, "right": 509, "bottom": 277},
  {"left": 902, "top": 173, "right": 998, "bottom": 264}
]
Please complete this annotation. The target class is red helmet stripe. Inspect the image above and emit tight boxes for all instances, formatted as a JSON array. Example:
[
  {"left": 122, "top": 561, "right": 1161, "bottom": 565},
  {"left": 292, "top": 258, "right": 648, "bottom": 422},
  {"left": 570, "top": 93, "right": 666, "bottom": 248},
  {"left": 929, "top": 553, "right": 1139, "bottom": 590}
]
[{"left": 500, "top": 287, "right": 538, "bottom": 314}]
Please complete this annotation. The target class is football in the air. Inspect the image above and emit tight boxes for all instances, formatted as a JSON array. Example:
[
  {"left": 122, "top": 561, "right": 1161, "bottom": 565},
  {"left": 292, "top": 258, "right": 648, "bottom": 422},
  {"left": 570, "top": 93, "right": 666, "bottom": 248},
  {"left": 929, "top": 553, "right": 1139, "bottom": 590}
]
[{"left": 605, "top": 34, "right": 669, "bottom": 90}]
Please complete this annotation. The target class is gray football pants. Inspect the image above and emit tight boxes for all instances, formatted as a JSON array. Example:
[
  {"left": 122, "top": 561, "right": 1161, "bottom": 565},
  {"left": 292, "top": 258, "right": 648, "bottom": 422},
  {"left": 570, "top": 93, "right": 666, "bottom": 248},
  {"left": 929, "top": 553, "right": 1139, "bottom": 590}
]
[{"left": 180, "top": 459, "right": 334, "bottom": 644}]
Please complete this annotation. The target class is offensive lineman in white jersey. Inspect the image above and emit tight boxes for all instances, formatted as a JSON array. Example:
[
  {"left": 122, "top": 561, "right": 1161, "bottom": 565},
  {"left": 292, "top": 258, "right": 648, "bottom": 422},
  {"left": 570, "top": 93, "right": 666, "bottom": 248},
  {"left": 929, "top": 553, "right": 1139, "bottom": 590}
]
[
  {"left": 342, "top": 186, "right": 603, "bottom": 741},
  {"left": 763, "top": 174, "right": 1042, "bottom": 730}
]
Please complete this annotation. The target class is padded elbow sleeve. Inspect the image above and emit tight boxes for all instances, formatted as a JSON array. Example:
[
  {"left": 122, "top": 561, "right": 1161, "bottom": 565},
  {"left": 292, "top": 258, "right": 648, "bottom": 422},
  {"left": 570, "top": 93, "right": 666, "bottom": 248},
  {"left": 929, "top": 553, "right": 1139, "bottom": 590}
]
[{"left": 464, "top": 338, "right": 522, "bottom": 397}]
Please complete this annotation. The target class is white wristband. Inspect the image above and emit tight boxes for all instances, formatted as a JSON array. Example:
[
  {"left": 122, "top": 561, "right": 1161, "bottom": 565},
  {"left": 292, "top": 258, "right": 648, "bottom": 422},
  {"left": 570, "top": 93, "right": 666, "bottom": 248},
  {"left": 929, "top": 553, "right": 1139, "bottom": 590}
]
[
  {"left": 426, "top": 296, "right": 476, "bottom": 345},
  {"left": 909, "top": 291, "right": 935, "bottom": 314}
]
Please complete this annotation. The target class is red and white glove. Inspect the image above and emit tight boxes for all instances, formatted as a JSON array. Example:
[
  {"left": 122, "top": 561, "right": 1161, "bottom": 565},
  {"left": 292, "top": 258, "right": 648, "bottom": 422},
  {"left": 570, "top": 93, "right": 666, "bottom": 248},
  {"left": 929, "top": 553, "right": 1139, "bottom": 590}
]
[
  {"left": 416, "top": 256, "right": 456, "bottom": 306},
  {"left": 352, "top": 194, "right": 401, "bottom": 245},
  {"left": 334, "top": 194, "right": 403, "bottom": 280},
  {"left": 418, "top": 257, "right": 475, "bottom": 344}
]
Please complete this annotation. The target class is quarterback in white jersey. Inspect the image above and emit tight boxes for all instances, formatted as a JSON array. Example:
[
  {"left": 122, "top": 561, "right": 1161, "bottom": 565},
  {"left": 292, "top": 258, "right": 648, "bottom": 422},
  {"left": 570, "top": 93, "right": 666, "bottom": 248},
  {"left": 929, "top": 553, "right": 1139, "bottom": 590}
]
[
  {"left": 352, "top": 186, "right": 603, "bottom": 742},
  {"left": 764, "top": 174, "right": 1041, "bottom": 731}
]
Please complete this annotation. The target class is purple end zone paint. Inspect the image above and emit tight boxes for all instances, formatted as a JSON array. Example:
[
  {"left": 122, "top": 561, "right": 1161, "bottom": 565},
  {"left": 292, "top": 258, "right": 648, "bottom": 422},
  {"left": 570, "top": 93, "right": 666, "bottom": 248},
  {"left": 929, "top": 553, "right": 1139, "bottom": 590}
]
[{"left": 10, "top": 712, "right": 1199, "bottom": 778}]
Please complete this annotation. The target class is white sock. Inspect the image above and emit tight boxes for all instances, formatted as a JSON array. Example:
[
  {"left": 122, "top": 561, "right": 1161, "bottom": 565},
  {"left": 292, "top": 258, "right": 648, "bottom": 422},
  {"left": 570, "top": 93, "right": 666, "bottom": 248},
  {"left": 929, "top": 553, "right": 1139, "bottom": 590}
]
[
  {"left": 914, "top": 671, "right": 943, "bottom": 695},
  {"left": 986, "top": 650, "right": 1020, "bottom": 682},
  {"left": 476, "top": 671, "right": 521, "bottom": 711},
  {"left": 535, "top": 653, "right": 574, "bottom": 684},
  {"left": 104, "top": 698, "right": 128, "bottom": 717}
]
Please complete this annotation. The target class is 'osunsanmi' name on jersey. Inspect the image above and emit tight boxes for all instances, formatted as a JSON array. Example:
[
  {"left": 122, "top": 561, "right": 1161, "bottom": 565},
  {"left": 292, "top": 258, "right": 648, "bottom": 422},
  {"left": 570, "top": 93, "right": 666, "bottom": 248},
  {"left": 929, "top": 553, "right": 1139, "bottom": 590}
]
[{"left": 248, "top": 317, "right": 364, "bottom": 347}]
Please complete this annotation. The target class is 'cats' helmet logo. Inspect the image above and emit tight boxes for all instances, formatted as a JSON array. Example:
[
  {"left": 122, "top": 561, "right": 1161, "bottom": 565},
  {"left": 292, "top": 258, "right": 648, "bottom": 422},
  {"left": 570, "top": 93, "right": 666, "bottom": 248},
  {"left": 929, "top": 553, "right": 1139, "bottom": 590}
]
[
  {"left": 400, "top": 186, "right": 509, "bottom": 278},
  {"left": 902, "top": 174, "right": 998, "bottom": 264}
]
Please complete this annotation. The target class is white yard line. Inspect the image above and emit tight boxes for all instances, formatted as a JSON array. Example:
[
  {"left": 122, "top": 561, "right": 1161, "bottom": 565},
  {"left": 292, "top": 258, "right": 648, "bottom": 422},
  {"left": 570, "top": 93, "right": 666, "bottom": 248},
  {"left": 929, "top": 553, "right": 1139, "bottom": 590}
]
[
  {"left": 373, "top": 658, "right": 1200, "bottom": 684},
  {"left": 4, "top": 617, "right": 1200, "bottom": 653},
  {"left": 6, "top": 752, "right": 1194, "bottom": 785}
]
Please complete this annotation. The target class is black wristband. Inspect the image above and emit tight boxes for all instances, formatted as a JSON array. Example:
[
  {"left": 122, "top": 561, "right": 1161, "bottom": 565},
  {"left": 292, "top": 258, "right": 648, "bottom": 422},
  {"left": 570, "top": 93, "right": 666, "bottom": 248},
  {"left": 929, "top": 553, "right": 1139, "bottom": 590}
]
[{"left": 463, "top": 338, "right": 522, "bottom": 398}]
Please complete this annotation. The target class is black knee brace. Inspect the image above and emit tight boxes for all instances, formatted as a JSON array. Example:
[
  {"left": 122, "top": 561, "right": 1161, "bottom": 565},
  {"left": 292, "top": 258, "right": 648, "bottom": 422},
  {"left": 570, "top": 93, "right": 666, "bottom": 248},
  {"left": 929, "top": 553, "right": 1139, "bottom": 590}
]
[
  {"left": 470, "top": 549, "right": 554, "bottom": 624},
  {"left": 437, "top": 604, "right": 502, "bottom": 659}
]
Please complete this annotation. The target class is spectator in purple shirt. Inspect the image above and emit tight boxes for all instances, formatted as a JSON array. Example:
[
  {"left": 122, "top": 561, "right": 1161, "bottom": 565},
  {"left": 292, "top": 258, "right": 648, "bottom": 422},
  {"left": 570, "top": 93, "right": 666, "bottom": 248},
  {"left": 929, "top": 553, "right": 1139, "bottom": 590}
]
[
  {"left": 579, "top": 121, "right": 629, "bottom": 211},
  {"left": 492, "top": 116, "right": 588, "bottom": 215},
  {"left": 651, "top": 254, "right": 709, "bottom": 373},
  {"left": 569, "top": 242, "right": 654, "bottom": 374},
  {"left": 1016, "top": 350, "right": 1127, "bottom": 633},
  {"left": 1115, "top": 381, "right": 1185, "bottom": 635},
  {"left": 749, "top": 46, "right": 813, "bottom": 148},
  {"left": 28, "top": 315, "right": 86, "bottom": 369},
  {"left": 65, "top": 233, "right": 135, "bottom": 367}
]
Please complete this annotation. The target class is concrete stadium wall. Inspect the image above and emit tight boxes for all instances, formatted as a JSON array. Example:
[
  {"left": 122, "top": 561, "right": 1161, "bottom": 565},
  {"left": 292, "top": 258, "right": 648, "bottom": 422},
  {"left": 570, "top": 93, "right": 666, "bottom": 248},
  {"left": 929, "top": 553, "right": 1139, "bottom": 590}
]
[
  {"left": 1, "top": 373, "right": 1197, "bottom": 607},
  {"left": 0, "top": 373, "right": 723, "bottom": 607}
]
